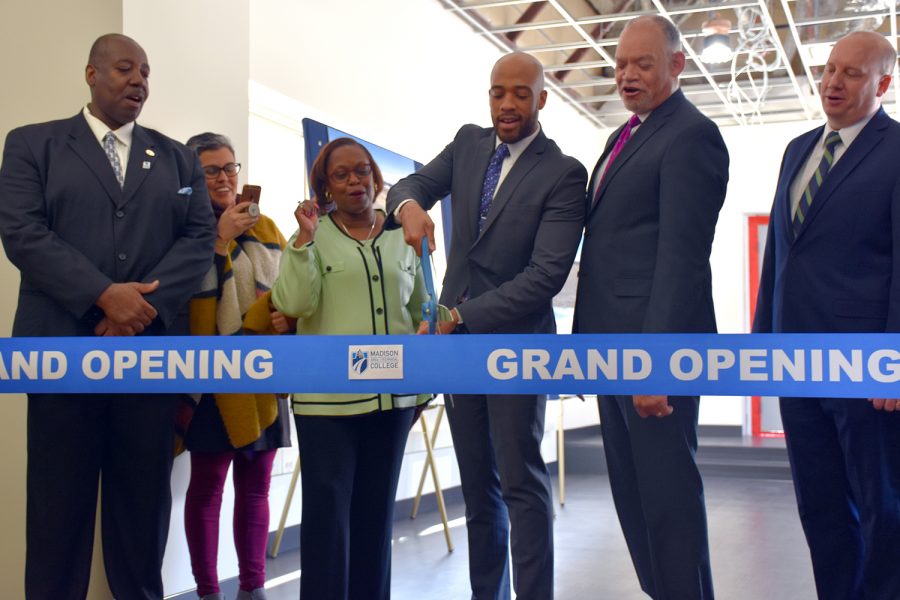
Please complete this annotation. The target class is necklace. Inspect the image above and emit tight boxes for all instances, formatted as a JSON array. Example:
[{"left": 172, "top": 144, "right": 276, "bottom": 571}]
[{"left": 334, "top": 213, "right": 377, "bottom": 242}]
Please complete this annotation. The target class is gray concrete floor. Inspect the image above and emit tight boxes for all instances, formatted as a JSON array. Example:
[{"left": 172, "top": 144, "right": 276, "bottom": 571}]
[{"left": 260, "top": 472, "right": 816, "bottom": 599}]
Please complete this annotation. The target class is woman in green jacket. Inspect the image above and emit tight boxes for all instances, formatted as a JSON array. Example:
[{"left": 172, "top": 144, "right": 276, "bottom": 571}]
[{"left": 272, "top": 137, "right": 429, "bottom": 600}]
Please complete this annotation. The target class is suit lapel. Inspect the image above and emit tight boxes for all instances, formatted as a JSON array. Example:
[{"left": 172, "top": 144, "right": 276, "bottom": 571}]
[
  {"left": 66, "top": 113, "right": 122, "bottom": 203},
  {"left": 122, "top": 125, "right": 156, "bottom": 207},
  {"left": 477, "top": 132, "right": 547, "bottom": 241},
  {"left": 590, "top": 89, "right": 685, "bottom": 215},
  {"left": 795, "top": 110, "right": 887, "bottom": 239},
  {"left": 465, "top": 132, "right": 496, "bottom": 245},
  {"left": 586, "top": 130, "right": 620, "bottom": 213}
]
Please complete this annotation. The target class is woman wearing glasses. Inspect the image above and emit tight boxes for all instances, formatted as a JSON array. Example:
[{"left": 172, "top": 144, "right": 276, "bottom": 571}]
[
  {"left": 272, "top": 137, "right": 429, "bottom": 600},
  {"left": 181, "top": 132, "right": 292, "bottom": 600}
]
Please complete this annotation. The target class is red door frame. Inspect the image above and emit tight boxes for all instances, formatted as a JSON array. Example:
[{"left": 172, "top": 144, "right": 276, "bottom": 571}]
[{"left": 747, "top": 215, "right": 783, "bottom": 437}]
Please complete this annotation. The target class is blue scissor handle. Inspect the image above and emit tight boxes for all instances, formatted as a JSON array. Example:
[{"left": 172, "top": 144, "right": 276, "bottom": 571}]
[{"left": 421, "top": 236, "right": 437, "bottom": 334}]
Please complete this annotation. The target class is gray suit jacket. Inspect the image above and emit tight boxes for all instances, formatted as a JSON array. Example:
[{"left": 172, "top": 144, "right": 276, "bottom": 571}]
[
  {"left": 386, "top": 124, "right": 586, "bottom": 334},
  {"left": 0, "top": 112, "right": 216, "bottom": 337},
  {"left": 574, "top": 89, "right": 729, "bottom": 334}
]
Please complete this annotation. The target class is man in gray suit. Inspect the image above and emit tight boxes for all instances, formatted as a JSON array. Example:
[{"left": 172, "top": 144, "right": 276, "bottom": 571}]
[
  {"left": 573, "top": 16, "right": 728, "bottom": 599},
  {"left": 0, "top": 34, "right": 215, "bottom": 598},
  {"left": 387, "top": 52, "right": 586, "bottom": 600}
]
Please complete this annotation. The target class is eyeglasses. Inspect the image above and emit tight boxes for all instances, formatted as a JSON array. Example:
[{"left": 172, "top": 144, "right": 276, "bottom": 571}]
[
  {"left": 328, "top": 164, "right": 373, "bottom": 184},
  {"left": 203, "top": 162, "right": 241, "bottom": 178}
]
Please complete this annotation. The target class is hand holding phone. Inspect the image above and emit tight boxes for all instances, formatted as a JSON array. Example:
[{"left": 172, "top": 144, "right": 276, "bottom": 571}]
[{"left": 241, "top": 184, "right": 261, "bottom": 217}]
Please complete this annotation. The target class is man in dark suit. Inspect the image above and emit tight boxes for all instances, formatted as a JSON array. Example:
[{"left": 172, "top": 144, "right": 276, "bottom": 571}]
[
  {"left": 753, "top": 30, "right": 900, "bottom": 600},
  {"left": 386, "top": 52, "right": 586, "bottom": 600},
  {"left": 0, "top": 34, "right": 215, "bottom": 599},
  {"left": 574, "top": 15, "right": 728, "bottom": 599}
]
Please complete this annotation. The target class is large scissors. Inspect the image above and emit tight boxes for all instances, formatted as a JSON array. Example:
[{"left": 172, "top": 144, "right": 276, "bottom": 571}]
[{"left": 421, "top": 236, "right": 438, "bottom": 334}]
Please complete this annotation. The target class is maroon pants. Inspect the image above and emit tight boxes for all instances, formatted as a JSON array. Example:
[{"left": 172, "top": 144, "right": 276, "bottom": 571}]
[{"left": 184, "top": 449, "right": 277, "bottom": 595}]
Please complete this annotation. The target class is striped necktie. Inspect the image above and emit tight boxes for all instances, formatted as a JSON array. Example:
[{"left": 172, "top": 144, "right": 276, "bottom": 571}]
[
  {"left": 793, "top": 131, "right": 842, "bottom": 236},
  {"left": 103, "top": 131, "right": 125, "bottom": 189}
]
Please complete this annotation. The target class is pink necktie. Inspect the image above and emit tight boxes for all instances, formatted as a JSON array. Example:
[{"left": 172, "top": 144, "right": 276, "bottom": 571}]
[{"left": 594, "top": 113, "right": 641, "bottom": 204}]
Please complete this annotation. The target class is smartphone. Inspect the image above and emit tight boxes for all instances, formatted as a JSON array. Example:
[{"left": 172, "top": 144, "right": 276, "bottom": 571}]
[{"left": 241, "top": 184, "right": 262, "bottom": 205}]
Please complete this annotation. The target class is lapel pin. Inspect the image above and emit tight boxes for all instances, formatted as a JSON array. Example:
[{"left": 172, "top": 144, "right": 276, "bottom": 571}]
[
  {"left": 142, "top": 161, "right": 151, "bottom": 169},
  {"left": 145, "top": 148, "right": 156, "bottom": 157}
]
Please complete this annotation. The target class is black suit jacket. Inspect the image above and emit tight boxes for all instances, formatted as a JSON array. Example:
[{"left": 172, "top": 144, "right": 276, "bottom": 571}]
[
  {"left": 0, "top": 112, "right": 216, "bottom": 337},
  {"left": 575, "top": 89, "right": 729, "bottom": 334},
  {"left": 386, "top": 124, "right": 587, "bottom": 334}
]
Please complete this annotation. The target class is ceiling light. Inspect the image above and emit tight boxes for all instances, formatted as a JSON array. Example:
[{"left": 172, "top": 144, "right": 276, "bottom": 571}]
[{"left": 700, "top": 15, "right": 734, "bottom": 64}]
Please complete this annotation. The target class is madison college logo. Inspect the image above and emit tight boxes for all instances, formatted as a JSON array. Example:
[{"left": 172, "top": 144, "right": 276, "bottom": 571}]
[
  {"left": 351, "top": 349, "right": 368, "bottom": 375},
  {"left": 347, "top": 345, "right": 404, "bottom": 380}
]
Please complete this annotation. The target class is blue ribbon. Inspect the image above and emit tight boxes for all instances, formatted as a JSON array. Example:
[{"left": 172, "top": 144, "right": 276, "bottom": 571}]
[{"left": 0, "top": 333, "right": 898, "bottom": 397}]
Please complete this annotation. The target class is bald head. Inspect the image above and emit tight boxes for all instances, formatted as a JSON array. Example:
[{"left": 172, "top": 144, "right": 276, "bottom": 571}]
[
  {"left": 88, "top": 33, "right": 143, "bottom": 68},
  {"left": 837, "top": 31, "right": 897, "bottom": 76},
  {"left": 489, "top": 52, "right": 547, "bottom": 143},
  {"left": 821, "top": 31, "right": 896, "bottom": 129},
  {"left": 492, "top": 52, "right": 545, "bottom": 92},
  {"left": 85, "top": 33, "right": 149, "bottom": 130}
]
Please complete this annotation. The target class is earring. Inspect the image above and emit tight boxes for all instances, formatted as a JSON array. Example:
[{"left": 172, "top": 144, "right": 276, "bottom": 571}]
[{"left": 325, "top": 191, "right": 332, "bottom": 200}]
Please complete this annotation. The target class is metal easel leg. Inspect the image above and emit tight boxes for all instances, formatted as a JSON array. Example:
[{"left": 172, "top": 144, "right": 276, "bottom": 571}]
[
  {"left": 411, "top": 404, "right": 453, "bottom": 552},
  {"left": 268, "top": 453, "right": 301, "bottom": 558},
  {"left": 557, "top": 398, "right": 566, "bottom": 507}
]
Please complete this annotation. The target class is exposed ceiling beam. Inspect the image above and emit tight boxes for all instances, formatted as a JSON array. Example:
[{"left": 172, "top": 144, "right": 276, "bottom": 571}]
[
  {"left": 439, "top": 0, "right": 610, "bottom": 128},
  {"left": 755, "top": 0, "right": 814, "bottom": 120},
  {"left": 778, "top": 0, "right": 823, "bottom": 120}
]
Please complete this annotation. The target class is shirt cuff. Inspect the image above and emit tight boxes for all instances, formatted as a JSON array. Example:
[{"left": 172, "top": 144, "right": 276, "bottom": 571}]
[{"left": 393, "top": 199, "right": 416, "bottom": 222}]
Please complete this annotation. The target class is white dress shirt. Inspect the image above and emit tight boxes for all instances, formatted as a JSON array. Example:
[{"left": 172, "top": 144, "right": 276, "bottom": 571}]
[
  {"left": 82, "top": 105, "right": 135, "bottom": 180},
  {"left": 789, "top": 112, "right": 874, "bottom": 216}
]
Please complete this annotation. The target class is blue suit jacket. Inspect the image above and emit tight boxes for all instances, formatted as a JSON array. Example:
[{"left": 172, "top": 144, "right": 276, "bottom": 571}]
[
  {"left": 0, "top": 112, "right": 216, "bottom": 337},
  {"left": 753, "top": 108, "right": 900, "bottom": 334},
  {"left": 386, "top": 124, "right": 587, "bottom": 334}
]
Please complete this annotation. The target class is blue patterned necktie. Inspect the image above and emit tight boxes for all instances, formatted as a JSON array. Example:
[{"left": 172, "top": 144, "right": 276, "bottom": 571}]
[
  {"left": 478, "top": 143, "right": 510, "bottom": 233},
  {"left": 793, "top": 131, "right": 842, "bottom": 236},
  {"left": 103, "top": 131, "right": 125, "bottom": 189}
]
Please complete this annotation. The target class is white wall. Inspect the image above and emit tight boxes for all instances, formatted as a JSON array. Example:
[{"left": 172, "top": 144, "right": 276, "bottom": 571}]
[{"left": 249, "top": 0, "right": 603, "bottom": 174}]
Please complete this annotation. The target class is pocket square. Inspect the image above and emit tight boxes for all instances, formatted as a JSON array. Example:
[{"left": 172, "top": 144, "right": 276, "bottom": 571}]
[{"left": 177, "top": 187, "right": 193, "bottom": 196}]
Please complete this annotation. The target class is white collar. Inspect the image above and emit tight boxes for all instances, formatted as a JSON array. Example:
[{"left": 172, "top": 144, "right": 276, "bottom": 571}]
[{"left": 82, "top": 105, "right": 135, "bottom": 147}]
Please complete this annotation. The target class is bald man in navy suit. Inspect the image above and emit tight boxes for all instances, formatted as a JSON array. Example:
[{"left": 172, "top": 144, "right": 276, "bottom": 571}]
[
  {"left": 0, "top": 34, "right": 215, "bottom": 599},
  {"left": 754, "top": 31, "right": 900, "bottom": 600}
]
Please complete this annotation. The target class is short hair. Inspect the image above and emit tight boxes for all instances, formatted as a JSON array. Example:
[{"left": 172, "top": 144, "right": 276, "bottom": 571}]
[
  {"left": 493, "top": 52, "right": 545, "bottom": 91},
  {"left": 625, "top": 15, "right": 681, "bottom": 56},
  {"left": 186, "top": 132, "right": 235, "bottom": 157},
  {"left": 309, "top": 138, "right": 384, "bottom": 206},
  {"left": 87, "top": 33, "right": 139, "bottom": 66}
]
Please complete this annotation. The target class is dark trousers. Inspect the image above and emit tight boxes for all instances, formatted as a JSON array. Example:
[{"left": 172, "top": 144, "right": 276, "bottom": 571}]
[
  {"left": 598, "top": 395, "right": 714, "bottom": 600},
  {"left": 780, "top": 397, "right": 900, "bottom": 600},
  {"left": 294, "top": 409, "right": 414, "bottom": 600},
  {"left": 446, "top": 393, "right": 553, "bottom": 600},
  {"left": 25, "top": 393, "right": 177, "bottom": 600}
]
